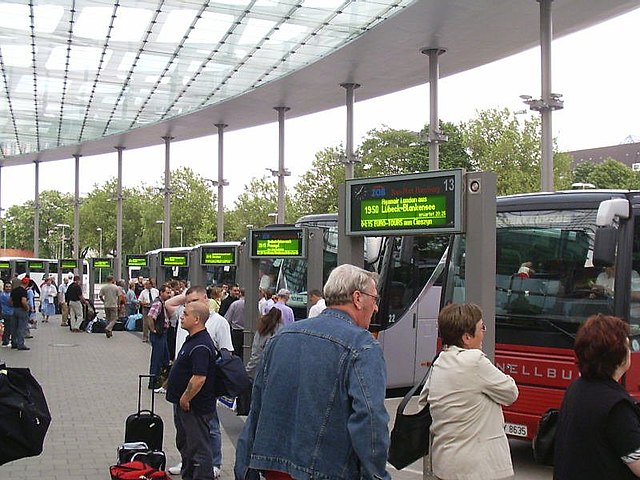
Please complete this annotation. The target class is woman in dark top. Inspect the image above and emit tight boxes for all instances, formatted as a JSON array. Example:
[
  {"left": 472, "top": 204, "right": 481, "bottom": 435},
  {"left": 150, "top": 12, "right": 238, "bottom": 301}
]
[{"left": 554, "top": 314, "right": 640, "bottom": 479}]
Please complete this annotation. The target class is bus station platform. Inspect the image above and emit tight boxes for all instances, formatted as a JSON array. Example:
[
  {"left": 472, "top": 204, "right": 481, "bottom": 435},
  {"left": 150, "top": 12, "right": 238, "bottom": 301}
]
[{"left": 0, "top": 313, "right": 425, "bottom": 480}]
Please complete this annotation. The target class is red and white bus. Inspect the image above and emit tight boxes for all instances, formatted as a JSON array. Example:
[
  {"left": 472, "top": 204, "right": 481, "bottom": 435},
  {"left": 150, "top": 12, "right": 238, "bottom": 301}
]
[{"left": 441, "top": 189, "right": 640, "bottom": 440}]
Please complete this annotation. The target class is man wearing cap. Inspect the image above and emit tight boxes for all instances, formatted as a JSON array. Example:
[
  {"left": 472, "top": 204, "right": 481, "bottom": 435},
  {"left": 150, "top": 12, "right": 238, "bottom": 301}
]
[
  {"left": 10, "top": 278, "right": 31, "bottom": 350},
  {"left": 273, "top": 289, "right": 295, "bottom": 326}
]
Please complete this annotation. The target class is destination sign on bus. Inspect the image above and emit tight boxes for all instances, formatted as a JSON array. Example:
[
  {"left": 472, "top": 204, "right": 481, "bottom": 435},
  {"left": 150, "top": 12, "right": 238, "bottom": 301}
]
[
  {"left": 126, "top": 255, "right": 148, "bottom": 267},
  {"left": 60, "top": 259, "right": 79, "bottom": 269},
  {"left": 0, "top": 261, "right": 10, "bottom": 269},
  {"left": 249, "top": 228, "right": 306, "bottom": 259},
  {"left": 28, "top": 261, "right": 45, "bottom": 271},
  {"left": 201, "top": 246, "right": 237, "bottom": 266},
  {"left": 93, "top": 258, "right": 112, "bottom": 269},
  {"left": 160, "top": 252, "right": 189, "bottom": 267},
  {"left": 346, "top": 169, "right": 463, "bottom": 235}
]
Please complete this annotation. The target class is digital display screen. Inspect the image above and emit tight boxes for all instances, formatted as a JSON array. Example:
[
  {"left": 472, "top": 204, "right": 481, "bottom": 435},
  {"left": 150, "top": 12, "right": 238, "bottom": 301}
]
[
  {"left": 126, "top": 255, "right": 148, "bottom": 267},
  {"left": 160, "top": 252, "right": 189, "bottom": 267},
  {"left": 0, "top": 261, "right": 10, "bottom": 269},
  {"left": 201, "top": 246, "right": 237, "bottom": 266},
  {"left": 28, "top": 261, "right": 45, "bottom": 271},
  {"left": 60, "top": 259, "right": 79, "bottom": 269},
  {"left": 250, "top": 228, "right": 306, "bottom": 259},
  {"left": 93, "top": 258, "right": 112, "bottom": 269},
  {"left": 346, "top": 170, "right": 463, "bottom": 235}
]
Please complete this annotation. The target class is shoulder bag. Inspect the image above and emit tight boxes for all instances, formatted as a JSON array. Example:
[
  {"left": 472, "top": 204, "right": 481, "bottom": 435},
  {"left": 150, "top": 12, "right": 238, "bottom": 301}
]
[
  {"left": 532, "top": 408, "right": 559, "bottom": 466},
  {"left": 388, "top": 355, "right": 437, "bottom": 470},
  {"left": 213, "top": 347, "right": 252, "bottom": 398}
]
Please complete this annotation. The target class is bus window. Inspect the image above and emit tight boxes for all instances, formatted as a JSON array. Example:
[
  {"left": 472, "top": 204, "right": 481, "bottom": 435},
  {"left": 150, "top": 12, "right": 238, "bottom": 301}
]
[
  {"left": 444, "top": 208, "right": 606, "bottom": 349},
  {"left": 375, "top": 235, "right": 448, "bottom": 330}
]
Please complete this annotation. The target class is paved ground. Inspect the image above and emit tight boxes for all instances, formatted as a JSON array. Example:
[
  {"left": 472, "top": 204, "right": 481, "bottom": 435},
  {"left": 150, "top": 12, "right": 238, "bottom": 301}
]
[{"left": 0, "top": 313, "right": 428, "bottom": 480}]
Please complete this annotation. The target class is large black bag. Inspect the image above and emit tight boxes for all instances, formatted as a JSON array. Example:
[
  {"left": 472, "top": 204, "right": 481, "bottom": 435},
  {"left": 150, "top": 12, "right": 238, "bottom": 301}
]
[
  {"left": 124, "top": 375, "right": 164, "bottom": 451},
  {"left": 388, "top": 357, "right": 436, "bottom": 470},
  {"left": 214, "top": 348, "right": 252, "bottom": 398},
  {"left": 0, "top": 365, "right": 52, "bottom": 465},
  {"left": 532, "top": 408, "right": 559, "bottom": 465}
]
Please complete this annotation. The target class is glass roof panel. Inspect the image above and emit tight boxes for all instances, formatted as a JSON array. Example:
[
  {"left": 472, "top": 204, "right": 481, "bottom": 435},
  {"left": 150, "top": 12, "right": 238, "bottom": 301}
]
[{"left": 0, "top": 0, "right": 415, "bottom": 159}]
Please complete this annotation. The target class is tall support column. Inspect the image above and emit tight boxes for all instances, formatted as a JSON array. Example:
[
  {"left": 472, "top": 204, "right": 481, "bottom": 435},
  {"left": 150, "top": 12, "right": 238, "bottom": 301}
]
[
  {"left": 540, "top": 0, "right": 554, "bottom": 192},
  {"left": 273, "top": 107, "right": 290, "bottom": 224},
  {"left": 162, "top": 136, "right": 173, "bottom": 248},
  {"left": 421, "top": 48, "right": 447, "bottom": 171},
  {"left": 73, "top": 154, "right": 81, "bottom": 263},
  {"left": 340, "top": 83, "right": 361, "bottom": 180},
  {"left": 115, "top": 146, "right": 125, "bottom": 280},
  {"left": 33, "top": 161, "right": 40, "bottom": 256},
  {"left": 215, "top": 124, "right": 229, "bottom": 242}
]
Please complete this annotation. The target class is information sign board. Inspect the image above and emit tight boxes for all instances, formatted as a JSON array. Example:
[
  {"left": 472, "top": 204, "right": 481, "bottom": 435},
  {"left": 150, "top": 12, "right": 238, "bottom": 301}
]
[
  {"left": 27, "top": 261, "right": 45, "bottom": 271},
  {"left": 126, "top": 254, "right": 148, "bottom": 267},
  {"left": 0, "top": 261, "right": 10, "bottom": 269},
  {"left": 345, "top": 170, "right": 464, "bottom": 235},
  {"left": 201, "top": 246, "right": 237, "bottom": 266},
  {"left": 160, "top": 251, "right": 189, "bottom": 267},
  {"left": 249, "top": 228, "right": 306, "bottom": 259},
  {"left": 93, "top": 258, "right": 112, "bottom": 269},
  {"left": 60, "top": 259, "right": 79, "bottom": 269}
]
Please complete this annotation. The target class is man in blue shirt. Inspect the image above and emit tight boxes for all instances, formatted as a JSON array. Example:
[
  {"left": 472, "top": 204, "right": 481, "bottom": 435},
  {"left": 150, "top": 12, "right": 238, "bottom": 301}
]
[
  {"left": 235, "top": 264, "right": 391, "bottom": 480},
  {"left": 166, "top": 301, "right": 218, "bottom": 480},
  {"left": 1, "top": 282, "right": 14, "bottom": 347}
]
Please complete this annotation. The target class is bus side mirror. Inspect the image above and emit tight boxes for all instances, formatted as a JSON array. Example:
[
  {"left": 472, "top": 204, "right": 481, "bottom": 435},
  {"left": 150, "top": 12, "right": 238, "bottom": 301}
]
[{"left": 593, "top": 227, "right": 616, "bottom": 268}]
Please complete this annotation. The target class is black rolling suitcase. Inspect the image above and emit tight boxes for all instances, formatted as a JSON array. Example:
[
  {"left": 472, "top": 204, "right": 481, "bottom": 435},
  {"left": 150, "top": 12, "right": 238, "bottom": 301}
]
[{"left": 124, "top": 375, "right": 164, "bottom": 451}]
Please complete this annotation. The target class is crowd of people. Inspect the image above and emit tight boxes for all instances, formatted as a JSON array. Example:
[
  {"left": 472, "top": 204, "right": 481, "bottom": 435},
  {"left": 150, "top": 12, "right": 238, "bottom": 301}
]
[{"left": 4, "top": 263, "right": 640, "bottom": 480}]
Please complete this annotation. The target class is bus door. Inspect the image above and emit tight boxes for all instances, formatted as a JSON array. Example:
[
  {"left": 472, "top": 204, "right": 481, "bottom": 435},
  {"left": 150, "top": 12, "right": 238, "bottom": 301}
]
[{"left": 376, "top": 235, "right": 448, "bottom": 388}]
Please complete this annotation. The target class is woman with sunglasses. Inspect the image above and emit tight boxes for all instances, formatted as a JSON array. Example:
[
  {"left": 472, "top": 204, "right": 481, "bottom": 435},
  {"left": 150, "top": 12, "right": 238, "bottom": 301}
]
[{"left": 419, "top": 303, "right": 518, "bottom": 479}]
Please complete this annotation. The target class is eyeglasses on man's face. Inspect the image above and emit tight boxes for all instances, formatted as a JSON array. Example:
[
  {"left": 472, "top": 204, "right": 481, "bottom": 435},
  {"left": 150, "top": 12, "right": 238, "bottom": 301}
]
[{"left": 358, "top": 290, "right": 380, "bottom": 306}]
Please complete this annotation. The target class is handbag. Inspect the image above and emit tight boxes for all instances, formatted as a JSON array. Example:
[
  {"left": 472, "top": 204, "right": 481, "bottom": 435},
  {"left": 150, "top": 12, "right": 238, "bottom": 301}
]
[
  {"left": 213, "top": 348, "right": 252, "bottom": 398},
  {"left": 0, "top": 365, "right": 52, "bottom": 465},
  {"left": 532, "top": 408, "right": 559, "bottom": 466},
  {"left": 110, "top": 460, "right": 168, "bottom": 479},
  {"left": 388, "top": 355, "right": 437, "bottom": 470}
]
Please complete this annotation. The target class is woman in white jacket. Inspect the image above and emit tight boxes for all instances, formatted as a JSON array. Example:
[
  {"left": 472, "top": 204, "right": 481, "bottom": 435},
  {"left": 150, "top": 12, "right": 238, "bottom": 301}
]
[{"left": 419, "top": 303, "right": 518, "bottom": 480}]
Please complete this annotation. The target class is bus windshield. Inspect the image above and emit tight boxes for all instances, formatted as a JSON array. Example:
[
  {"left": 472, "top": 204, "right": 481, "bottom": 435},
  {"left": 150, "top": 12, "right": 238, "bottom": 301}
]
[{"left": 444, "top": 207, "right": 618, "bottom": 348}]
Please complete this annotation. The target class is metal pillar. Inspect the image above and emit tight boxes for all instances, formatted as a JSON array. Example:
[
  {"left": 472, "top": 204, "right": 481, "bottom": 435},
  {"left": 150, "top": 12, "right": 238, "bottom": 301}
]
[
  {"left": 215, "top": 124, "right": 229, "bottom": 242},
  {"left": 464, "top": 172, "right": 497, "bottom": 361},
  {"left": 273, "top": 107, "right": 290, "bottom": 224},
  {"left": 115, "top": 146, "right": 125, "bottom": 280},
  {"left": 33, "top": 161, "right": 40, "bottom": 256},
  {"left": 162, "top": 136, "right": 173, "bottom": 248},
  {"left": 540, "top": 0, "right": 554, "bottom": 192},
  {"left": 340, "top": 83, "right": 361, "bottom": 179},
  {"left": 521, "top": 0, "right": 563, "bottom": 192},
  {"left": 421, "top": 48, "right": 447, "bottom": 171},
  {"left": 73, "top": 155, "right": 81, "bottom": 264}
]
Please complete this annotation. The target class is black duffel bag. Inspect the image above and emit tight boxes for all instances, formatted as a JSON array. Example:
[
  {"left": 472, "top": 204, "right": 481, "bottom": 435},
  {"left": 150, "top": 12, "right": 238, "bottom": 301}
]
[{"left": 0, "top": 365, "right": 52, "bottom": 465}]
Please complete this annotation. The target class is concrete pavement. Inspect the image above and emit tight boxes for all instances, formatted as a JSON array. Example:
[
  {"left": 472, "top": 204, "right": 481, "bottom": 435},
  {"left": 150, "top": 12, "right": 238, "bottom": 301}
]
[{"left": 0, "top": 313, "right": 424, "bottom": 480}]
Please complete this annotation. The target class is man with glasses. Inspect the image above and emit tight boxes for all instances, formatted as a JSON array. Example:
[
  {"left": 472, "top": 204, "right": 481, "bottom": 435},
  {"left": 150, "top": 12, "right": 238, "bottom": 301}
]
[{"left": 235, "top": 264, "right": 391, "bottom": 480}]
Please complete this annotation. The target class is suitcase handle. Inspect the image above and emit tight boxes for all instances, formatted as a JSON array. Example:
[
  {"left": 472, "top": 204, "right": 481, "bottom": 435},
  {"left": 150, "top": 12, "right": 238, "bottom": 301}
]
[{"left": 137, "top": 374, "right": 157, "bottom": 414}]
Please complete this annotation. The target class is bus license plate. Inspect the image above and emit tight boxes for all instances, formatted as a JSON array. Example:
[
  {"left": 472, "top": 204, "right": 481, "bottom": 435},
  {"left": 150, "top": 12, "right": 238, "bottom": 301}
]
[{"left": 504, "top": 423, "right": 528, "bottom": 437}]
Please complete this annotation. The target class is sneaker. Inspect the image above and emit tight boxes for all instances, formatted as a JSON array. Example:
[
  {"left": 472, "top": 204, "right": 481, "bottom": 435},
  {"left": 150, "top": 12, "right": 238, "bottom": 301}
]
[
  {"left": 16, "top": 346, "right": 31, "bottom": 351},
  {"left": 1, "top": 343, "right": 10, "bottom": 348},
  {"left": 168, "top": 463, "right": 182, "bottom": 475},
  {"left": 154, "top": 387, "right": 166, "bottom": 394},
  {"left": 213, "top": 466, "right": 221, "bottom": 479}
]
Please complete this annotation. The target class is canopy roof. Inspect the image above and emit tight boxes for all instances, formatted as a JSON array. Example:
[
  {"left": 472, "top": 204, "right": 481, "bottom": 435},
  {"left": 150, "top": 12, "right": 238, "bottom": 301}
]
[{"left": 0, "top": 0, "right": 637, "bottom": 166}]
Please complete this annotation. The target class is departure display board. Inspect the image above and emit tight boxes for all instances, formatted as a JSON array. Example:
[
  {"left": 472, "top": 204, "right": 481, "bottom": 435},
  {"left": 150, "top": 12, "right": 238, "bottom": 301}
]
[
  {"left": 93, "top": 258, "right": 112, "bottom": 269},
  {"left": 0, "top": 261, "right": 10, "bottom": 269},
  {"left": 249, "top": 228, "right": 306, "bottom": 259},
  {"left": 28, "top": 261, "right": 45, "bottom": 271},
  {"left": 126, "top": 255, "right": 148, "bottom": 267},
  {"left": 201, "top": 246, "right": 237, "bottom": 266},
  {"left": 346, "top": 170, "right": 464, "bottom": 236},
  {"left": 60, "top": 259, "right": 79, "bottom": 269},
  {"left": 160, "top": 251, "right": 189, "bottom": 267}
]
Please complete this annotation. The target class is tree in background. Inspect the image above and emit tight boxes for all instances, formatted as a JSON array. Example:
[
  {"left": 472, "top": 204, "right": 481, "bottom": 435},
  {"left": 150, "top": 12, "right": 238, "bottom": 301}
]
[
  {"left": 224, "top": 176, "right": 299, "bottom": 241},
  {"left": 293, "top": 146, "right": 345, "bottom": 215},
  {"left": 4, "top": 190, "right": 73, "bottom": 257},
  {"left": 461, "top": 108, "right": 573, "bottom": 195},
  {"left": 571, "top": 159, "right": 640, "bottom": 189}
]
